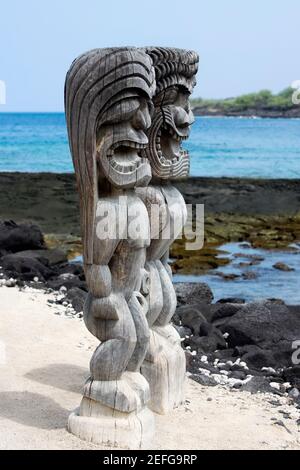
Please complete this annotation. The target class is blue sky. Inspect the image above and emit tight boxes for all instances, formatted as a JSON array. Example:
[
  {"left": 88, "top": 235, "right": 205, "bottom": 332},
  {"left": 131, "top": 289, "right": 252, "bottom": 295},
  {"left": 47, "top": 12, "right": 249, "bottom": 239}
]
[{"left": 0, "top": 0, "right": 299, "bottom": 111}]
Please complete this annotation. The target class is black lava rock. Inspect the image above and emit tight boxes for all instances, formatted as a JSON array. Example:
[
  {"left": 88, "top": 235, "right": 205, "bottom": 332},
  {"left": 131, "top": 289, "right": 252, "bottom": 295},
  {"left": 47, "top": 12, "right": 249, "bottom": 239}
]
[
  {"left": 0, "top": 220, "right": 44, "bottom": 253},
  {"left": 229, "top": 370, "right": 247, "bottom": 380},
  {"left": 211, "top": 303, "right": 242, "bottom": 322},
  {"left": 46, "top": 276, "right": 86, "bottom": 291},
  {"left": 217, "top": 298, "right": 246, "bottom": 304},
  {"left": 240, "top": 376, "right": 276, "bottom": 394},
  {"left": 65, "top": 287, "right": 87, "bottom": 313},
  {"left": 190, "top": 374, "right": 218, "bottom": 387},
  {"left": 176, "top": 305, "right": 207, "bottom": 335},
  {"left": 174, "top": 325, "right": 192, "bottom": 339},
  {"left": 7, "top": 248, "right": 67, "bottom": 266},
  {"left": 0, "top": 253, "right": 54, "bottom": 281},
  {"left": 175, "top": 282, "right": 213, "bottom": 306},
  {"left": 188, "top": 335, "right": 218, "bottom": 354},
  {"left": 220, "top": 302, "right": 300, "bottom": 355}
]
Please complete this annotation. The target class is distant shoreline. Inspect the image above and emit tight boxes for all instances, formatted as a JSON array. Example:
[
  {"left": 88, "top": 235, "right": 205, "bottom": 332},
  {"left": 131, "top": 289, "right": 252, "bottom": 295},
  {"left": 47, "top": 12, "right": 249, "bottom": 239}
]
[
  {"left": 192, "top": 107, "right": 300, "bottom": 119},
  {"left": 191, "top": 87, "right": 300, "bottom": 118}
]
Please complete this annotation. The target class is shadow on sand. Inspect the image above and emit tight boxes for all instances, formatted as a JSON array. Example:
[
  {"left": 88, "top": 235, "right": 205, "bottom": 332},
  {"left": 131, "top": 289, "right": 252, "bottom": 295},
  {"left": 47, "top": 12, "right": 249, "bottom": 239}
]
[
  {"left": 25, "top": 363, "right": 89, "bottom": 394},
  {"left": 0, "top": 391, "right": 69, "bottom": 430}
]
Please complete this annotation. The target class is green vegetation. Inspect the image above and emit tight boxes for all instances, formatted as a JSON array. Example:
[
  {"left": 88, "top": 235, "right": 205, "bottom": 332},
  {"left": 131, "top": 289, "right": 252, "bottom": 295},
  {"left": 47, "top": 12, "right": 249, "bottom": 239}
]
[{"left": 191, "top": 87, "right": 296, "bottom": 112}]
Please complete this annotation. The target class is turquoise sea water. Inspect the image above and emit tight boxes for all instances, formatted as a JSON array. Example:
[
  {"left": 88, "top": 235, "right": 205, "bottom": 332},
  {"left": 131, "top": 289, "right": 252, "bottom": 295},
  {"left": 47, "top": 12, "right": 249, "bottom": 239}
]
[
  {"left": 0, "top": 113, "right": 299, "bottom": 177},
  {"left": 175, "top": 242, "right": 300, "bottom": 304}
]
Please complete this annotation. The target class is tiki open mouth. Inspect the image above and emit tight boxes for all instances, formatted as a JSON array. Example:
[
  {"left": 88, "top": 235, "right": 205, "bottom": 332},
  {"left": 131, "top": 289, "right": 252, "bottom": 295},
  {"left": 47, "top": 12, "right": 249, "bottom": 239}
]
[
  {"left": 107, "top": 141, "right": 148, "bottom": 174},
  {"left": 156, "top": 123, "right": 189, "bottom": 165}
]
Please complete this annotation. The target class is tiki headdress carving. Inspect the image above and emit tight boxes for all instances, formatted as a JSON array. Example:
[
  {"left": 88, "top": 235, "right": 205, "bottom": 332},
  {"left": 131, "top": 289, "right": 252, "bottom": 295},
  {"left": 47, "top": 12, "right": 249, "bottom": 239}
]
[
  {"left": 65, "top": 48, "right": 155, "bottom": 263},
  {"left": 144, "top": 47, "right": 199, "bottom": 179}
]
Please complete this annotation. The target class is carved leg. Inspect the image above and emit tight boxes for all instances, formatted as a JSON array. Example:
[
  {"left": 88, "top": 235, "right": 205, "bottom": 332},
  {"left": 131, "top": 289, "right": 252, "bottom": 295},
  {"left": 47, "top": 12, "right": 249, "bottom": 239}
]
[
  {"left": 141, "top": 262, "right": 186, "bottom": 414},
  {"left": 141, "top": 329, "right": 186, "bottom": 414},
  {"left": 127, "top": 292, "right": 150, "bottom": 372},
  {"left": 68, "top": 288, "right": 154, "bottom": 448},
  {"left": 124, "top": 292, "right": 151, "bottom": 408}
]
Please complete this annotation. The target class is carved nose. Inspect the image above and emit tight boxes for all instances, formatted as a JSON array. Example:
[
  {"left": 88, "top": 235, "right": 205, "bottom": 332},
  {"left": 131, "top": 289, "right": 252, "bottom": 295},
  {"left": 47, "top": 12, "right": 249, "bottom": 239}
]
[
  {"left": 132, "top": 108, "right": 151, "bottom": 131},
  {"left": 174, "top": 106, "right": 194, "bottom": 128}
]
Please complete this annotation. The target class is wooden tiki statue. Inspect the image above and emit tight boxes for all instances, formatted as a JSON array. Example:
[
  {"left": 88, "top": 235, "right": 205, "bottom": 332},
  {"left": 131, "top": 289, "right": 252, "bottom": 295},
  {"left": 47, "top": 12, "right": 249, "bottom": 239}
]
[
  {"left": 65, "top": 47, "right": 156, "bottom": 448},
  {"left": 138, "top": 47, "right": 199, "bottom": 414}
]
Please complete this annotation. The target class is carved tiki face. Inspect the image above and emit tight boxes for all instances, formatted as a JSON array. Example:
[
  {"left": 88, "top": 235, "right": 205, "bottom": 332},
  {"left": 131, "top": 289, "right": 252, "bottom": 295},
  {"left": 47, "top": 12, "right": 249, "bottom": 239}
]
[
  {"left": 145, "top": 48, "right": 199, "bottom": 180},
  {"left": 65, "top": 47, "right": 156, "bottom": 262},
  {"left": 95, "top": 71, "right": 156, "bottom": 189}
]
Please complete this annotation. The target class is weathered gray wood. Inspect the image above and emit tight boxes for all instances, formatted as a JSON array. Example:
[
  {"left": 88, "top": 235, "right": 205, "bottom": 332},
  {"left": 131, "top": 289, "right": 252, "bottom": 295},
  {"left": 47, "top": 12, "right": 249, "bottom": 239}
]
[
  {"left": 139, "top": 47, "right": 199, "bottom": 414},
  {"left": 65, "top": 47, "right": 156, "bottom": 448},
  {"left": 65, "top": 46, "right": 199, "bottom": 445}
]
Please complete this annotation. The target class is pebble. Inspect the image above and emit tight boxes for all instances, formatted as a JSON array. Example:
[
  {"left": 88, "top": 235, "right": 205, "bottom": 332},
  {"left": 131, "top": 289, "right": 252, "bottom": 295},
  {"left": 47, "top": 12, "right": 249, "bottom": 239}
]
[
  {"left": 211, "top": 374, "right": 228, "bottom": 385},
  {"left": 262, "top": 367, "right": 277, "bottom": 375},
  {"left": 199, "top": 368, "right": 211, "bottom": 377},
  {"left": 201, "top": 355, "right": 208, "bottom": 364},
  {"left": 281, "top": 382, "right": 292, "bottom": 392},
  {"left": 270, "top": 382, "right": 281, "bottom": 391},
  {"left": 273, "top": 262, "right": 294, "bottom": 272},
  {"left": 239, "top": 362, "right": 249, "bottom": 370},
  {"left": 288, "top": 388, "right": 300, "bottom": 399},
  {"left": 5, "top": 279, "right": 16, "bottom": 287}
]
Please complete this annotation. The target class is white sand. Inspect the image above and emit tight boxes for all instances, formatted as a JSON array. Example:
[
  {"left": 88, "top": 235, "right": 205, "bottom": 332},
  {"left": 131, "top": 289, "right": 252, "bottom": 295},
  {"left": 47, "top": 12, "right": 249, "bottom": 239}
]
[{"left": 0, "top": 285, "right": 299, "bottom": 450}]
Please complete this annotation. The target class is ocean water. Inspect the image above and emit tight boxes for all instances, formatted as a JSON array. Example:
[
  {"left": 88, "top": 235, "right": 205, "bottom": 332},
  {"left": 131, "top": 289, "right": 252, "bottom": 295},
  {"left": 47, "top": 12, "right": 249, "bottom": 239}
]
[
  {"left": 0, "top": 113, "right": 299, "bottom": 177},
  {"left": 175, "top": 242, "right": 300, "bottom": 304}
]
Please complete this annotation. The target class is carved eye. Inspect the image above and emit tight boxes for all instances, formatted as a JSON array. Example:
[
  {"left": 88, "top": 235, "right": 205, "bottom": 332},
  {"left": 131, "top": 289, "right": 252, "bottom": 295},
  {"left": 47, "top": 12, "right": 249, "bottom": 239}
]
[
  {"left": 163, "top": 87, "right": 179, "bottom": 104},
  {"left": 101, "top": 99, "right": 141, "bottom": 125}
]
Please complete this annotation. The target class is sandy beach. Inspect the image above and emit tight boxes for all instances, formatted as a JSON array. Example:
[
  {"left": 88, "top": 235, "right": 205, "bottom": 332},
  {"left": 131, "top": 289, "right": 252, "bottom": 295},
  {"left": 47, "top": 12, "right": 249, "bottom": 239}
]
[{"left": 0, "top": 285, "right": 299, "bottom": 450}]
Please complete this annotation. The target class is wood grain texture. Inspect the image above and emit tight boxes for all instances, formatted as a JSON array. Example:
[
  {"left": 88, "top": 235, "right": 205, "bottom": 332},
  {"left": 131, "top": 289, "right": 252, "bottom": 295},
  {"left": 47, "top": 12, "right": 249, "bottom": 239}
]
[
  {"left": 65, "top": 46, "right": 199, "bottom": 446},
  {"left": 65, "top": 47, "right": 156, "bottom": 447},
  {"left": 139, "top": 47, "right": 199, "bottom": 414}
]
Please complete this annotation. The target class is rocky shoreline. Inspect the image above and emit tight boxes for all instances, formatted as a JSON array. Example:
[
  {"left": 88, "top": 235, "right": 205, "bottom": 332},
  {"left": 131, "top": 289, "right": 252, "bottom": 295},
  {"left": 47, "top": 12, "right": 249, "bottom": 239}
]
[
  {"left": 1, "top": 173, "right": 300, "bottom": 274},
  {"left": 1, "top": 174, "right": 299, "bottom": 233},
  {"left": 0, "top": 220, "right": 299, "bottom": 414}
]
